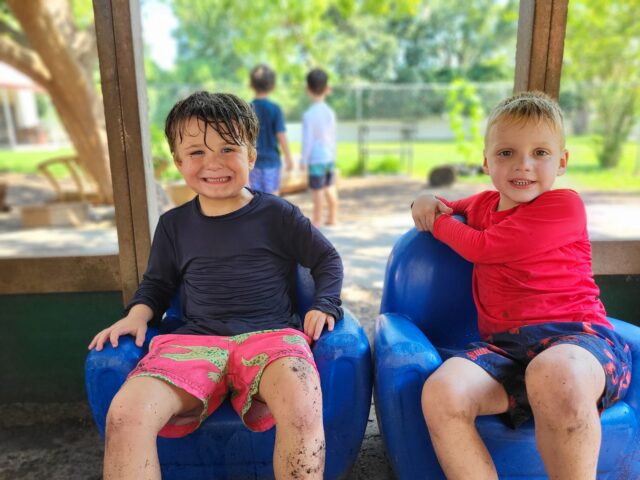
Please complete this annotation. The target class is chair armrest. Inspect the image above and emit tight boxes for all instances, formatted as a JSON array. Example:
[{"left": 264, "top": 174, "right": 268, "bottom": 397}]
[
  {"left": 312, "top": 307, "right": 370, "bottom": 362},
  {"left": 609, "top": 318, "right": 640, "bottom": 414},
  {"left": 85, "top": 328, "right": 159, "bottom": 436},
  {"left": 375, "top": 312, "right": 442, "bottom": 374},
  {"left": 311, "top": 308, "right": 372, "bottom": 478},
  {"left": 374, "top": 313, "right": 442, "bottom": 478},
  {"left": 607, "top": 318, "right": 640, "bottom": 477}
]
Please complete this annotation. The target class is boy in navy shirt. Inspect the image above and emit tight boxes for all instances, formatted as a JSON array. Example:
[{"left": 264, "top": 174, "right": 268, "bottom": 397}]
[{"left": 89, "top": 91, "right": 342, "bottom": 479}]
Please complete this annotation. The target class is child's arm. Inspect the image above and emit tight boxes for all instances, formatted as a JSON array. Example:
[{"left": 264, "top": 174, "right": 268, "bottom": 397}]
[
  {"left": 434, "top": 190, "right": 587, "bottom": 264},
  {"left": 283, "top": 204, "right": 343, "bottom": 340},
  {"left": 300, "top": 114, "right": 311, "bottom": 170},
  {"left": 276, "top": 132, "right": 294, "bottom": 171},
  {"left": 411, "top": 193, "right": 453, "bottom": 232}
]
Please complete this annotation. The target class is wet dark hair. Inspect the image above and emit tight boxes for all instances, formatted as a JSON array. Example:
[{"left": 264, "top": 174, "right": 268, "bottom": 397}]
[
  {"left": 306, "top": 68, "right": 329, "bottom": 95},
  {"left": 164, "top": 91, "right": 259, "bottom": 154},
  {"left": 250, "top": 64, "right": 276, "bottom": 93}
]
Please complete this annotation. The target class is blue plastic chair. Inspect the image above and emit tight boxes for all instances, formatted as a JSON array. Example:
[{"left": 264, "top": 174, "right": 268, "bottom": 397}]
[
  {"left": 374, "top": 227, "right": 640, "bottom": 480},
  {"left": 86, "top": 266, "right": 372, "bottom": 480}
]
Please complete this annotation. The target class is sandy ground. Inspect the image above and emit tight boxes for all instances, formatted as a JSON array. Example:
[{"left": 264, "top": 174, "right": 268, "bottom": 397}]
[{"left": 1, "top": 172, "right": 639, "bottom": 479}]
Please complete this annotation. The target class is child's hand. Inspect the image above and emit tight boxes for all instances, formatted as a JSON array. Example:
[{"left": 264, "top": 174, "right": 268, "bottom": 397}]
[
  {"left": 88, "top": 305, "right": 152, "bottom": 351},
  {"left": 411, "top": 194, "right": 453, "bottom": 232},
  {"left": 303, "top": 309, "right": 335, "bottom": 341}
]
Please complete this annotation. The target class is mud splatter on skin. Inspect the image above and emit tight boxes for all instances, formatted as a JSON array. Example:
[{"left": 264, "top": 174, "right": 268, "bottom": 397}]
[
  {"left": 282, "top": 436, "right": 325, "bottom": 478},
  {"left": 286, "top": 445, "right": 323, "bottom": 478},
  {"left": 287, "top": 357, "right": 319, "bottom": 395}
]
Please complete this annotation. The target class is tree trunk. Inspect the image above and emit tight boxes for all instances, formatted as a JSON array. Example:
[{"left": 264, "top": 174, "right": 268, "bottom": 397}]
[
  {"left": 595, "top": 87, "right": 637, "bottom": 169},
  {"left": 5, "top": 0, "right": 113, "bottom": 204}
]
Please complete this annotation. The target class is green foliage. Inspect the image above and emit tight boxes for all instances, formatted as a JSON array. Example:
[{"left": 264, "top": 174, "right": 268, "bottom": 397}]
[
  {"left": 70, "top": 0, "right": 95, "bottom": 29},
  {"left": 368, "top": 156, "right": 402, "bottom": 174},
  {"left": 159, "top": 0, "right": 517, "bottom": 89},
  {"left": 564, "top": 0, "right": 640, "bottom": 168},
  {"left": 392, "top": 0, "right": 518, "bottom": 83},
  {"left": 446, "top": 79, "right": 483, "bottom": 163}
]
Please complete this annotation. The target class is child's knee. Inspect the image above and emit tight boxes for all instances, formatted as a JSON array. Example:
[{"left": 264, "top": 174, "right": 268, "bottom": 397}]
[
  {"left": 422, "top": 375, "right": 477, "bottom": 425},
  {"left": 106, "top": 395, "right": 147, "bottom": 435},
  {"left": 106, "top": 386, "right": 169, "bottom": 435},
  {"left": 526, "top": 351, "right": 599, "bottom": 416},
  {"left": 267, "top": 357, "right": 322, "bottom": 428}
]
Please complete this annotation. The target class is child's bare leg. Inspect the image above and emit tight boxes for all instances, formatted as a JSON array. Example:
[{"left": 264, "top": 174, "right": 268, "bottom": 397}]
[
  {"left": 104, "top": 376, "right": 202, "bottom": 480},
  {"left": 324, "top": 186, "right": 338, "bottom": 225},
  {"left": 526, "top": 344, "right": 605, "bottom": 480},
  {"left": 422, "top": 357, "right": 509, "bottom": 480},
  {"left": 311, "top": 189, "right": 324, "bottom": 227},
  {"left": 259, "top": 356, "right": 324, "bottom": 479}
]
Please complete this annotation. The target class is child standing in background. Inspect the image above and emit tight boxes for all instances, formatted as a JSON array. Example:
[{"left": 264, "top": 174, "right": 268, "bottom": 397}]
[
  {"left": 301, "top": 68, "right": 339, "bottom": 227},
  {"left": 249, "top": 64, "right": 293, "bottom": 195}
]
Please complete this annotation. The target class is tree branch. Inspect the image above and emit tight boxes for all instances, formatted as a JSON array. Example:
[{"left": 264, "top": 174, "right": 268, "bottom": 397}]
[
  {"left": 73, "top": 25, "right": 97, "bottom": 72},
  {"left": 0, "top": 17, "right": 30, "bottom": 48},
  {"left": 0, "top": 35, "right": 51, "bottom": 87}
]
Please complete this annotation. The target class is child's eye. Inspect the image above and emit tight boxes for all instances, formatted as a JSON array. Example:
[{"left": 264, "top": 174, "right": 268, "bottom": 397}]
[
  {"left": 189, "top": 150, "right": 205, "bottom": 157},
  {"left": 535, "top": 149, "right": 549, "bottom": 156},
  {"left": 222, "top": 146, "right": 237, "bottom": 153},
  {"left": 497, "top": 150, "right": 512, "bottom": 157}
]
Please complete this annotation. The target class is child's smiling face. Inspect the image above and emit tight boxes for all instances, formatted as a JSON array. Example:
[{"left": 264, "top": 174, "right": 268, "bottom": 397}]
[
  {"left": 483, "top": 118, "right": 568, "bottom": 212},
  {"left": 173, "top": 116, "right": 256, "bottom": 215}
]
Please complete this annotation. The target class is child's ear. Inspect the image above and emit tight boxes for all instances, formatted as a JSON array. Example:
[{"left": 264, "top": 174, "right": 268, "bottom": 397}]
[
  {"left": 557, "top": 149, "right": 569, "bottom": 176},
  {"left": 482, "top": 154, "right": 490, "bottom": 175},
  {"left": 173, "top": 153, "right": 183, "bottom": 169},
  {"left": 248, "top": 148, "right": 257, "bottom": 170}
]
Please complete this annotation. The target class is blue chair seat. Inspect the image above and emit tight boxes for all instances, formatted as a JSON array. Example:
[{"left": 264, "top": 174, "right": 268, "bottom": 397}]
[
  {"left": 86, "top": 266, "right": 372, "bottom": 480},
  {"left": 374, "top": 228, "right": 640, "bottom": 479}
]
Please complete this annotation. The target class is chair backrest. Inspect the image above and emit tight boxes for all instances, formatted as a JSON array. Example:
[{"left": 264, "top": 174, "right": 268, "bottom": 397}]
[{"left": 380, "top": 227, "right": 480, "bottom": 350}]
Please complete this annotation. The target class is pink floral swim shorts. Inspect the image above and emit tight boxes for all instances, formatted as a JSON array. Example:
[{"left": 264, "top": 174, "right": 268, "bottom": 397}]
[{"left": 127, "top": 328, "right": 316, "bottom": 437}]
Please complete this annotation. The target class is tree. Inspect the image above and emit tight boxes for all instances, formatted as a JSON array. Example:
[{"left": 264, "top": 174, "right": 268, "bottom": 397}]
[
  {"left": 0, "top": 0, "right": 113, "bottom": 203},
  {"left": 564, "top": 0, "right": 640, "bottom": 168},
  {"left": 168, "top": 0, "right": 420, "bottom": 87},
  {"left": 392, "top": 0, "right": 519, "bottom": 83}
]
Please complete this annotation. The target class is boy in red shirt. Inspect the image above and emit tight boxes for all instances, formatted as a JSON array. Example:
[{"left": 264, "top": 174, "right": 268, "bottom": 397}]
[{"left": 411, "top": 91, "right": 631, "bottom": 479}]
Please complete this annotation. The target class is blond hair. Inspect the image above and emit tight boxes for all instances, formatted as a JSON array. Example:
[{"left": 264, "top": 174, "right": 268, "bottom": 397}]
[{"left": 485, "top": 91, "right": 565, "bottom": 146}]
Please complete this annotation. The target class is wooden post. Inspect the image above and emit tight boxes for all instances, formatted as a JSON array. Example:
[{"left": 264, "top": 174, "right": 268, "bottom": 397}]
[
  {"left": 514, "top": 0, "right": 568, "bottom": 100},
  {"left": 93, "top": 0, "right": 158, "bottom": 304}
]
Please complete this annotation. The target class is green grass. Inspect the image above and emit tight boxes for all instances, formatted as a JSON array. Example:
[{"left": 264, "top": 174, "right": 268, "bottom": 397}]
[
  {"left": 2, "top": 137, "right": 640, "bottom": 192},
  {"left": 333, "top": 137, "right": 640, "bottom": 191},
  {"left": 0, "top": 147, "right": 75, "bottom": 176}
]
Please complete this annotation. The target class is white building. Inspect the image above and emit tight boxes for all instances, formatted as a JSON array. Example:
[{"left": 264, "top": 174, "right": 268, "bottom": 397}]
[{"left": 0, "top": 62, "right": 50, "bottom": 148}]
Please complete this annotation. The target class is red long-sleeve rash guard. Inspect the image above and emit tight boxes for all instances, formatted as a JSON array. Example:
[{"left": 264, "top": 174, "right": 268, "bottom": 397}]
[{"left": 432, "top": 189, "right": 610, "bottom": 338}]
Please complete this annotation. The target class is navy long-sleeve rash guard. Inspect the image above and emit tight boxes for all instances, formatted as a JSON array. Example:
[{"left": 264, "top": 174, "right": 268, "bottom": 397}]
[{"left": 126, "top": 190, "right": 344, "bottom": 336}]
